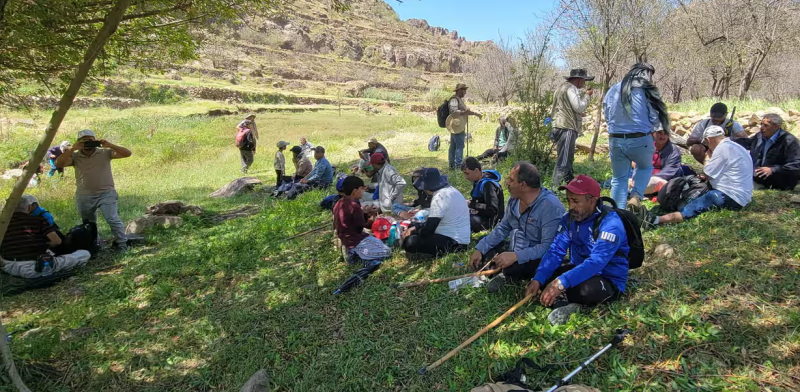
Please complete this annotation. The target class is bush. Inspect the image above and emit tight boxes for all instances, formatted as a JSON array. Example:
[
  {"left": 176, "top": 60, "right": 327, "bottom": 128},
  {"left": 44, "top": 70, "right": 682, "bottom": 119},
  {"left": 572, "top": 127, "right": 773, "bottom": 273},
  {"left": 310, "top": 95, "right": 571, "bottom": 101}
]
[
  {"left": 362, "top": 87, "right": 405, "bottom": 102},
  {"left": 423, "top": 87, "right": 451, "bottom": 110}
]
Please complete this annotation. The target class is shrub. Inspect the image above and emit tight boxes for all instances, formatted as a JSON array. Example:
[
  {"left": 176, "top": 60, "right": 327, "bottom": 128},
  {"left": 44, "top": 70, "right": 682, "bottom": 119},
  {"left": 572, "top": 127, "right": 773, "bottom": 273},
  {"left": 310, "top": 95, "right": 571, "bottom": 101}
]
[
  {"left": 423, "top": 87, "right": 451, "bottom": 110},
  {"left": 362, "top": 87, "right": 405, "bottom": 102}
]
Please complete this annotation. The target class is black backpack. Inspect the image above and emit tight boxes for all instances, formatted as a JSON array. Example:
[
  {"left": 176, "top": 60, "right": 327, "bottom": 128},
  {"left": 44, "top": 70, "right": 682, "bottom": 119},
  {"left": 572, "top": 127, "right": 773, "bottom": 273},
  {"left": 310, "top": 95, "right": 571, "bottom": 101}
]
[
  {"left": 428, "top": 135, "right": 440, "bottom": 151},
  {"left": 591, "top": 197, "right": 645, "bottom": 269},
  {"left": 436, "top": 100, "right": 450, "bottom": 128},
  {"left": 64, "top": 221, "right": 100, "bottom": 257},
  {"left": 657, "top": 175, "right": 709, "bottom": 213}
]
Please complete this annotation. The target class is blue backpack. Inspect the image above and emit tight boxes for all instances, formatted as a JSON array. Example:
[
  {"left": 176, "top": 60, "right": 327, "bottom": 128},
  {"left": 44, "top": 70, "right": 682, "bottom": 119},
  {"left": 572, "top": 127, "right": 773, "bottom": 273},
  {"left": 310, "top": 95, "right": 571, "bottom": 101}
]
[{"left": 428, "top": 135, "right": 440, "bottom": 152}]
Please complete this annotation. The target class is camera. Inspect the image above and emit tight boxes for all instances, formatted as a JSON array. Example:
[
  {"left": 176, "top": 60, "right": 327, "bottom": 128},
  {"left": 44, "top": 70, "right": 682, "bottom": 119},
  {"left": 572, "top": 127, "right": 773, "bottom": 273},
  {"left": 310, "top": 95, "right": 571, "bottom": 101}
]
[{"left": 83, "top": 141, "right": 101, "bottom": 148}]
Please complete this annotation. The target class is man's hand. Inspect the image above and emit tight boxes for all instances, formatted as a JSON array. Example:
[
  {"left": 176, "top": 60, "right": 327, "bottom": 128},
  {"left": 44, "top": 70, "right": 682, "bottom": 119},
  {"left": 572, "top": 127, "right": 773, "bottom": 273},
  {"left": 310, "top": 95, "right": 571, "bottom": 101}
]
[
  {"left": 525, "top": 280, "right": 542, "bottom": 298},
  {"left": 402, "top": 226, "right": 415, "bottom": 239},
  {"left": 362, "top": 205, "right": 377, "bottom": 214},
  {"left": 469, "top": 250, "right": 484, "bottom": 270},
  {"left": 586, "top": 88, "right": 594, "bottom": 96},
  {"left": 493, "top": 252, "right": 518, "bottom": 269},
  {"left": 698, "top": 174, "right": 708, "bottom": 182},
  {"left": 755, "top": 167, "right": 773, "bottom": 178},
  {"left": 398, "top": 211, "right": 413, "bottom": 220},
  {"left": 300, "top": 179, "right": 307, "bottom": 184},
  {"left": 99, "top": 139, "right": 110, "bottom": 147},
  {"left": 469, "top": 209, "right": 478, "bottom": 215},
  {"left": 539, "top": 280, "right": 563, "bottom": 307}
]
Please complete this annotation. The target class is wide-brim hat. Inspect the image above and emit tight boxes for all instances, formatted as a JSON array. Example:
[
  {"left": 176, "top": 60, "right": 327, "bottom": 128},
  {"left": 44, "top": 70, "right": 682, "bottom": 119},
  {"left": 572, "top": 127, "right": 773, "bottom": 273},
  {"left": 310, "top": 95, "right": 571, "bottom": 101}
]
[
  {"left": 446, "top": 115, "right": 467, "bottom": 134},
  {"left": 413, "top": 168, "right": 449, "bottom": 192},
  {"left": 454, "top": 83, "right": 468, "bottom": 92},
  {"left": 564, "top": 68, "right": 595, "bottom": 81}
]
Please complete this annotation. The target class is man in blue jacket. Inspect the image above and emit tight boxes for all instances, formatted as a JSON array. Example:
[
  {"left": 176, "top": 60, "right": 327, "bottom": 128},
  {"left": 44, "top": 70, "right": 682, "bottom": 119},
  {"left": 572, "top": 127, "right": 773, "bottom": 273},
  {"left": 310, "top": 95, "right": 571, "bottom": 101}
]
[
  {"left": 526, "top": 175, "right": 630, "bottom": 325},
  {"left": 468, "top": 162, "right": 565, "bottom": 292}
]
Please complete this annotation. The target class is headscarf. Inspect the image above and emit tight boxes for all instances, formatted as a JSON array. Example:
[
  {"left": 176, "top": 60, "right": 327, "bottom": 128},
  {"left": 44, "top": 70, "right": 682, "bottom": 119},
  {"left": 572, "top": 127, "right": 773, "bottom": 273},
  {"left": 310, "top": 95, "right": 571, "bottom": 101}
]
[{"left": 620, "top": 63, "right": 670, "bottom": 133}]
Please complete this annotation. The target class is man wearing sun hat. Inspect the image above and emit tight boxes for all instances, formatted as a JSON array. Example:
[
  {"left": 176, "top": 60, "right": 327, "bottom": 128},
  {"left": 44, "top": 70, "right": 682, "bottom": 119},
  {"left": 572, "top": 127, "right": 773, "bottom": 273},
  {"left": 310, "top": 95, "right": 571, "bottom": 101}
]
[
  {"left": 359, "top": 137, "right": 390, "bottom": 163},
  {"left": 55, "top": 129, "right": 132, "bottom": 252},
  {"left": 524, "top": 174, "right": 630, "bottom": 325},
  {"left": 447, "top": 83, "right": 483, "bottom": 170},
  {"left": 550, "top": 69, "right": 594, "bottom": 186},
  {"left": 641, "top": 125, "right": 753, "bottom": 227}
]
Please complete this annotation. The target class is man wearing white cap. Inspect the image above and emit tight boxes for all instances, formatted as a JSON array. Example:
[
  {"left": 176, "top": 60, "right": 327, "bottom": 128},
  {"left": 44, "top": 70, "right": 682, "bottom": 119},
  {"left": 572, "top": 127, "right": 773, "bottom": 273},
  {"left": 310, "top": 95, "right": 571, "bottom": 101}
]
[
  {"left": 641, "top": 125, "right": 753, "bottom": 227},
  {"left": 55, "top": 129, "right": 132, "bottom": 251},
  {"left": 0, "top": 195, "right": 90, "bottom": 278},
  {"left": 47, "top": 141, "right": 72, "bottom": 177}
]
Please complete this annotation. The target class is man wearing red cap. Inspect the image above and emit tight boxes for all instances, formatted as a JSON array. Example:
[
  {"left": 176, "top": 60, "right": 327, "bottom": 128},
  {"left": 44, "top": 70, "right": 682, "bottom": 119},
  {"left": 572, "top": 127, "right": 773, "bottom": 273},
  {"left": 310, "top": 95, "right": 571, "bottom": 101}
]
[
  {"left": 525, "top": 175, "right": 630, "bottom": 325},
  {"left": 364, "top": 153, "right": 406, "bottom": 214}
]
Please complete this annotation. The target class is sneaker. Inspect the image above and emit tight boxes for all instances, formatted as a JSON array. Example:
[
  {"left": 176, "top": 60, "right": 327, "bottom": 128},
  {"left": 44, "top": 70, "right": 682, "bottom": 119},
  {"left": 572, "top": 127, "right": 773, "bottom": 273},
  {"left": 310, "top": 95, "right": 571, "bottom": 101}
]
[
  {"left": 547, "top": 303, "right": 582, "bottom": 325},
  {"left": 486, "top": 273, "right": 507, "bottom": 293}
]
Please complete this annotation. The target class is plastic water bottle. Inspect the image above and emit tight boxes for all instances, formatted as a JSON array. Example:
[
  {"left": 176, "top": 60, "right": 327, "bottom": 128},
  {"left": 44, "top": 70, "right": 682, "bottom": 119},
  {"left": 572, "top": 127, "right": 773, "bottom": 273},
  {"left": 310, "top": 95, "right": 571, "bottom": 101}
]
[
  {"left": 388, "top": 224, "right": 397, "bottom": 247},
  {"left": 42, "top": 261, "right": 53, "bottom": 277}
]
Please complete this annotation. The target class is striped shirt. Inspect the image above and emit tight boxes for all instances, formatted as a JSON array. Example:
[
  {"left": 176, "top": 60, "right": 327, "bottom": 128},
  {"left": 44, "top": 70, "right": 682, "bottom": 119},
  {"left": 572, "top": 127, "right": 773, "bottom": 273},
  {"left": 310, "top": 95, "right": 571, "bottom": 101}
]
[{"left": 0, "top": 212, "right": 55, "bottom": 260}]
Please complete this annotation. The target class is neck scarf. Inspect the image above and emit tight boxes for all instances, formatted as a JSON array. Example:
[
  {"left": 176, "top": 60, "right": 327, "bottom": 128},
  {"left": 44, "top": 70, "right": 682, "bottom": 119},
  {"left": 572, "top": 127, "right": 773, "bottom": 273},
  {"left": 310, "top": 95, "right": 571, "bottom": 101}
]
[{"left": 620, "top": 63, "right": 670, "bottom": 133}]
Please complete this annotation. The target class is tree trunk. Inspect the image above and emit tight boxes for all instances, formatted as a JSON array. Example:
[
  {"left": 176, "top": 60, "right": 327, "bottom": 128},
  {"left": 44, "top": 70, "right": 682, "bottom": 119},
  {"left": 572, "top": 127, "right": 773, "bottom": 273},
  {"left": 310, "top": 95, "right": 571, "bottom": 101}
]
[
  {"left": 0, "top": 1, "right": 131, "bottom": 391},
  {"left": 738, "top": 53, "right": 766, "bottom": 100},
  {"left": 588, "top": 77, "right": 610, "bottom": 162}
]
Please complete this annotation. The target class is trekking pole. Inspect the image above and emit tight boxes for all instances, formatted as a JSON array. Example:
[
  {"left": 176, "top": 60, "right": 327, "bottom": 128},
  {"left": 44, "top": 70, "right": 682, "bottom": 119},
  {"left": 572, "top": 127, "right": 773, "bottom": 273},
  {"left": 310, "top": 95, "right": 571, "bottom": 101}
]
[
  {"left": 466, "top": 117, "right": 470, "bottom": 158},
  {"left": 394, "top": 268, "right": 501, "bottom": 289},
  {"left": 544, "top": 328, "right": 630, "bottom": 392},
  {"left": 419, "top": 293, "right": 534, "bottom": 374}
]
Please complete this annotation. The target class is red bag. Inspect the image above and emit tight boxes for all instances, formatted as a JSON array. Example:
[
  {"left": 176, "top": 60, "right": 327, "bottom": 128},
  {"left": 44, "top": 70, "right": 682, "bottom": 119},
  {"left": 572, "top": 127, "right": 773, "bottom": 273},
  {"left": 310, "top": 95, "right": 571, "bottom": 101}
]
[{"left": 235, "top": 126, "right": 253, "bottom": 149}]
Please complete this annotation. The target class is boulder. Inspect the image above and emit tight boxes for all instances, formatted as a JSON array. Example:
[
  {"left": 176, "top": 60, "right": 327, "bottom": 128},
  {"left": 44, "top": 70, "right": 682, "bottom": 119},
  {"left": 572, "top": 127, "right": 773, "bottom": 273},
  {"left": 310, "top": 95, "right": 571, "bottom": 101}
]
[
  {"left": 210, "top": 177, "right": 262, "bottom": 198},
  {"left": 679, "top": 119, "right": 692, "bottom": 129},
  {"left": 0, "top": 168, "right": 23, "bottom": 180},
  {"left": 653, "top": 243, "right": 675, "bottom": 259},
  {"left": 125, "top": 215, "right": 183, "bottom": 235},
  {"left": 764, "top": 107, "right": 787, "bottom": 118},
  {"left": 791, "top": 195, "right": 800, "bottom": 205},
  {"left": 749, "top": 112, "right": 763, "bottom": 127},
  {"left": 240, "top": 369, "right": 270, "bottom": 392},
  {"left": 145, "top": 201, "right": 204, "bottom": 216},
  {"left": 668, "top": 112, "right": 683, "bottom": 121},
  {"left": 788, "top": 109, "right": 800, "bottom": 117},
  {"left": 687, "top": 110, "right": 699, "bottom": 117}
]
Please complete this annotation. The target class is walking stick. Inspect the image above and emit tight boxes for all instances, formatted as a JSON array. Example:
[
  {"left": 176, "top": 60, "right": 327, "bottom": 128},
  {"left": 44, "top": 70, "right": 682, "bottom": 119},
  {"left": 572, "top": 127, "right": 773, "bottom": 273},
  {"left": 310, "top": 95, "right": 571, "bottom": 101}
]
[
  {"left": 394, "top": 268, "right": 501, "bottom": 289},
  {"left": 466, "top": 116, "right": 470, "bottom": 158},
  {"left": 544, "top": 328, "right": 630, "bottom": 392},
  {"left": 419, "top": 293, "right": 535, "bottom": 374}
]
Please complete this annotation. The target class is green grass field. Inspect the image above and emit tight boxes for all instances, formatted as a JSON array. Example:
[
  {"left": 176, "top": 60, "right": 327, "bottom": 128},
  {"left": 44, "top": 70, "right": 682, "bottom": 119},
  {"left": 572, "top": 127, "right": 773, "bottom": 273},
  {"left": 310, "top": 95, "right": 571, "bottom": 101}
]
[{"left": 0, "top": 103, "right": 799, "bottom": 391}]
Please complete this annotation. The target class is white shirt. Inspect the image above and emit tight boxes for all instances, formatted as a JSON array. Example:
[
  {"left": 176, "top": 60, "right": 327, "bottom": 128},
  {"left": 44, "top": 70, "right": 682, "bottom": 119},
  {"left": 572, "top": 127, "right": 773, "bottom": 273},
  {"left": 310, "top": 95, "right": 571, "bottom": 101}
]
[
  {"left": 704, "top": 138, "right": 754, "bottom": 206},
  {"left": 428, "top": 186, "right": 471, "bottom": 245},
  {"left": 566, "top": 85, "right": 590, "bottom": 114}
]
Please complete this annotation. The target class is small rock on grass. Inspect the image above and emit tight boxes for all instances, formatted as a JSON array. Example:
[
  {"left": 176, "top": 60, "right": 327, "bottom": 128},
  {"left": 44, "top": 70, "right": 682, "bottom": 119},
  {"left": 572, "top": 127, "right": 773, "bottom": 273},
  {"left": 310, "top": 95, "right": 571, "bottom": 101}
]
[
  {"left": 240, "top": 369, "right": 270, "bottom": 392},
  {"left": 790, "top": 195, "right": 800, "bottom": 205},
  {"left": 653, "top": 243, "right": 675, "bottom": 258},
  {"left": 134, "top": 274, "right": 147, "bottom": 286}
]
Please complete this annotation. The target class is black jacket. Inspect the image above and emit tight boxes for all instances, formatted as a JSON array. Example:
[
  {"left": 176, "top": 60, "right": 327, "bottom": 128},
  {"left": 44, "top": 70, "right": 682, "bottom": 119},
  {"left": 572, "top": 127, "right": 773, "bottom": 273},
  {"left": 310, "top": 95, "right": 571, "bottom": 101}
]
[
  {"left": 469, "top": 171, "right": 505, "bottom": 226},
  {"left": 738, "top": 130, "right": 800, "bottom": 188}
]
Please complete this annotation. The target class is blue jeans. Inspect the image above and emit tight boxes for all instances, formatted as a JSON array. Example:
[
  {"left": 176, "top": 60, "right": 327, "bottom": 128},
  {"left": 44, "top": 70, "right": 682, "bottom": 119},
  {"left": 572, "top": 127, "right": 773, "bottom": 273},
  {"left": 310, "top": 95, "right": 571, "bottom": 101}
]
[
  {"left": 609, "top": 134, "right": 654, "bottom": 208},
  {"left": 449, "top": 132, "right": 466, "bottom": 169},
  {"left": 680, "top": 190, "right": 742, "bottom": 219},
  {"left": 48, "top": 158, "right": 63, "bottom": 177},
  {"left": 393, "top": 203, "right": 413, "bottom": 215}
]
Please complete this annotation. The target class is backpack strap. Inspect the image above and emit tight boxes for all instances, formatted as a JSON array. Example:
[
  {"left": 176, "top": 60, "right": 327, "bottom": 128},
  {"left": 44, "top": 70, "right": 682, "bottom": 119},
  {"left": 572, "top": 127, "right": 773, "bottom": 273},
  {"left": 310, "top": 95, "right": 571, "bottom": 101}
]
[{"left": 591, "top": 197, "right": 616, "bottom": 240}]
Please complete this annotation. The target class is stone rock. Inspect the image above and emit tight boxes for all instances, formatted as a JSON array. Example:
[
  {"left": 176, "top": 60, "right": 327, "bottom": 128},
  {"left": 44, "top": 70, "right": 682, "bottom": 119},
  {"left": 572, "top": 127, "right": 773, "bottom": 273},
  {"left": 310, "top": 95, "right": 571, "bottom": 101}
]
[
  {"left": 790, "top": 195, "right": 800, "bottom": 205},
  {"left": 668, "top": 112, "right": 683, "bottom": 121},
  {"left": 125, "top": 215, "right": 183, "bottom": 234},
  {"left": 764, "top": 106, "right": 787, "bottom": 118},
  {"left": 134, "top": 274, "right": 147, "bottom": 285},
  {"left": 789, "top": 109, "right": 800, "bottom": 117},
  {"left": 210, "top": 177, "right": 263, "bottom": 198},
  {"left": 146, "top": 201, "right": 204, "bottom": 216},
  {"left": 0, "top": 168, "right": 23, "bottom": 180},
  {"left": 22, "top": 327, "right": 53, "bottom": 339},
  {"left": 653, "top": 243, "right": 675, "bottom": 259},
  {"left": 240, "top": 369, "right": 270, "bottom": 392},
  {"left": 749, "top": 113, "right": 763, "bottom": 127},
  {"left": 679, "top": 119, "right": 692, "bottom": 128}
]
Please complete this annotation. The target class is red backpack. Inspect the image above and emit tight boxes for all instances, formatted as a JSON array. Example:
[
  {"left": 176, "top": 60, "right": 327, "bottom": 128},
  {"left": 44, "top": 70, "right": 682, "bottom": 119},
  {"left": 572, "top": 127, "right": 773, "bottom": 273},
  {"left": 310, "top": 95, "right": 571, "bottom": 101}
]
[{"left": 235, "top": 126, "right": 253, "bottom": 149}]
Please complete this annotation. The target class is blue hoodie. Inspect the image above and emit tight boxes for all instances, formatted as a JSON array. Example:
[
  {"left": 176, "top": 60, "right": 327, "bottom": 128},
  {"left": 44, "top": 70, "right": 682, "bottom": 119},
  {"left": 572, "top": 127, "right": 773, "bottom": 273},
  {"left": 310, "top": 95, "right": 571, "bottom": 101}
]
[
  {"left": 533, "top": 209, "right": 630, "bottom": 292},
  {"left": 475, "top": 187, "right": 565, "bottom": 264}
]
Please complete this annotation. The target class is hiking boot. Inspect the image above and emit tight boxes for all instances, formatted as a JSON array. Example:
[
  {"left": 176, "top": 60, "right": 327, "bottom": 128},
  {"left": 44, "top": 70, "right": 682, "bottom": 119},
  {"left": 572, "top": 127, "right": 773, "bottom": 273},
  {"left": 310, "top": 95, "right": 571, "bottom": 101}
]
[
  {"left": 486, "top": 273, "right": 507, "bottom": 293},
  {"left": 548, "top": 303, "right": 582, "bottom": 325},
  {"left": 640, "top": 207, "right": 658, "bottom": 231}
]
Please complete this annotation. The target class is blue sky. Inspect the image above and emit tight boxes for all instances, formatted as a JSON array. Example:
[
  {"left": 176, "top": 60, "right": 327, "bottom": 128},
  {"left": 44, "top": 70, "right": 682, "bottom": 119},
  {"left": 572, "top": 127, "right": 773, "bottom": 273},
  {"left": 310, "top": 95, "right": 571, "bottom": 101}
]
[{"left": 389, "top": 0, "right": 558, "bottom": 45}]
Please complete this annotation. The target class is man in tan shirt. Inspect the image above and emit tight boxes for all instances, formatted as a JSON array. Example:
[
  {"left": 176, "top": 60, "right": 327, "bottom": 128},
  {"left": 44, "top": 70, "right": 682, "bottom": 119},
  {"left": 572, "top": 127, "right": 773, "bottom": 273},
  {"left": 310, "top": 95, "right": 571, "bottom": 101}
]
[
  {"left": 56, "top": 129, "right": 132, "bottom": 252},
  {"left": 448, "top": 83, "right": 482, "bottom": 169}
]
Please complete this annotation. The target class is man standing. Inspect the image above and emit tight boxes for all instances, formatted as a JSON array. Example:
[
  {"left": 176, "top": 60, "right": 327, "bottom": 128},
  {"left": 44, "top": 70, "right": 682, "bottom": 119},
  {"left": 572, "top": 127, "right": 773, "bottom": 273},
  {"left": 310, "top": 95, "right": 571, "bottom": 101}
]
[
  {"left": 525, "top": 175, "right": 630, "bottom": 325},
  {"left": 603, "top": 63, "right": 670, "bottom": 209},
  {"left": 446, "top": 83, "right": 482, "bottom": 170},
  {"left": 237, "top": 113, "right": 259, "bottom": 144},
  {"left": 468, "top": 162, "right": 565, "bottom": 292},
  {"left": 359, "top": 137, "right": 390, "bottom": 163},
  {"left": 365, "top": 153, "right": 406, "bottom": 214},
  {"left": 461, "top": 157, "right": 505, "bottom": 233},
  {"left": 0, "top": 195, "right": 91, "bottom": 278},
  {"left": 47, "top": 141, "right": 72, "bottom": 177},
  {"left": 643, "top": 126, "right": 753, "bottom": 227},
  {"left": 551, "top": 69, "right": 594, "bottom": 186},
  {"left": 55, "top": 129, "right": 131, "bottom": 251},
  {"left": 237, "top": 120, "right": 256, "bottom": 174},
  {"left": 740, "top": 113, "right": 800, "bottom": 190},
  {"left": 686, "top": 103, "right": 747, "bottom": 164}
]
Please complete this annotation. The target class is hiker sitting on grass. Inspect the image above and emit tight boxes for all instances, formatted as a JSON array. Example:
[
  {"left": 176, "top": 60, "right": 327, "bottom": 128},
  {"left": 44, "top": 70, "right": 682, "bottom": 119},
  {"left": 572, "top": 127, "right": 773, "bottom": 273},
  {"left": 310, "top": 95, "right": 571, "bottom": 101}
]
[
  {"left": 476, "top": 116, "right": 513, "bottom": 162},
  {"left": 686, "top": 102, "right": 747, "bottom": 164},
  {"left": 738, "top": 113, "right": 800, "bottom": 190},
  {"left": 300, "top": 146, "right": 333, "bottom": 187},
  {"left": 525, "top": 175, "right": 629, "bottom": 325},
  {"left": 468, "top": 162, "right": 565, "bottom": 292},
  {"left": 359, "top": 137, "right": 390, "bottom": 163},
  {"left": 401, "top": 168, "right": 470, "bottom": 260},
  {"left": 0, "top": 195, "right": 90, "bottom": 279},
  {"left": 299, "top": 137, "right": 315, "bottom": 154},
  {"left": 395, "top": 168, "right": 434, "bottom": 219},
  {"left": 291, "top": 146, "right": 312, "bottom": 180},
  {"left": 462, "top": 157, "right": 505, "bottom": 233},
  {"left": 642, "top": 125, "right": 753, "bottom": 228},
  {"left": 333, "top": 176, "right": 392, "bottom": 264},
  {"left": 274, "top": 141, "right": 291, "bottom": 187},
  {"left": 361, "top": 153, "right": 405, "bottom": 214},
  {"left": 630, "top": 127, "right": 691, "bottom": 196}
]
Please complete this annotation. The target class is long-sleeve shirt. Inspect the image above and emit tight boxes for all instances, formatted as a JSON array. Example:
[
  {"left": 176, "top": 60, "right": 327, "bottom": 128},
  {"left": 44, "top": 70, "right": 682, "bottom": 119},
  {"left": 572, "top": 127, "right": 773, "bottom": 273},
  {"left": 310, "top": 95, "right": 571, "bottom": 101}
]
[
  {"left": 293, "top": 154, "right": 312, "bottom": 178},
  {"left": 651, "top": 141, "right": 683, "bottom": 181},
  {"left": 375, "top": 164, "right": 406, "bottom": 213},
  {"left": 567, "top": 85, "right": 590, "bottom": 114},
  {"left": 274, "top": 151, "right": 286, "bottom": 171},
  {"left": 469, "top": 171, "right": 504, "bottom": 225},
  {"left": 475, "top": 188, "right": 565, "bottom": 264},
  {"left": 533, "top": 210, "right": 630, "bottom": 292},
  {"left": 603, "top": 82, "right": 659, "bottom": 135},
  {"left": 305, "top": 156, "right": 333, "bottom": 185}
]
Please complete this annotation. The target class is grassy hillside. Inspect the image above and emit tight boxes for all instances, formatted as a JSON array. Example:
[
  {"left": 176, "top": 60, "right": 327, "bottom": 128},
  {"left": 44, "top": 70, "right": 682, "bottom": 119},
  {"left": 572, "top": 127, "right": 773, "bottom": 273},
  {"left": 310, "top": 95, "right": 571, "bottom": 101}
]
[{"left": 0, "top": 104, "right": 799, "bottom": 391}]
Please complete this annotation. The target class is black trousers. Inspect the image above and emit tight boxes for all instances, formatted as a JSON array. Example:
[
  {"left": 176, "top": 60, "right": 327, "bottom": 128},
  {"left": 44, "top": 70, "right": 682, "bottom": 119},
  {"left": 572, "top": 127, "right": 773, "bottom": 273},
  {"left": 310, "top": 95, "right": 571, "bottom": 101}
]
[
  {"left": 402, "top": 234, "right": 466, "bottom": 257},
  {"left": 479, "top": 242, "right": 540, "bottom": 281},
  {"left": 754, "top": 172, "right": 800, "bottom": 190},
  {"left": 470, "top": 214, "right": 495, "bottom": 233},
  {"left": 275, "top": 170, "right": 292, "bottom": 186},
  {"left": 477, "top": 147, "right": 499, "bottom": 160},
  {"left": 545, "top": 264, "right": 621, "bottom": 306}
]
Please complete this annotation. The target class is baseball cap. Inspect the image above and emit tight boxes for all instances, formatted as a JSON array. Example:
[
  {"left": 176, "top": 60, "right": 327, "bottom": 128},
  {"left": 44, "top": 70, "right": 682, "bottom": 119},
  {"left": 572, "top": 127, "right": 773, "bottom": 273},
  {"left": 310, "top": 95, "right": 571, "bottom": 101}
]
[
  {"left": 703, "top": 125, "right": 725, "bottom": 139},
  {"left": 372, "top": 217, "right": 392, "bottom": 240},
  {"left": 17, "top": 194, "right": 39, "bottom": 211},
  {"left": 709, "top": 102, "right": 728, "bottom": 118},
  {"left": 558, "top": 174, "right": 601, "bottom": 198},
  {"left": 312, "top": 146, "right": 325, "bottom": 154},
  {"left": 366, "top": 137, "right": 378, "bottom": 144},
  {"left": 77, "top": 129, "right": 96, "bottom": 140},
  {"left": 369, "top": 152, "right": 386, "bottom": 165},
  {"left": 276, "top": 140, "right": 290, "bottom": 148}
]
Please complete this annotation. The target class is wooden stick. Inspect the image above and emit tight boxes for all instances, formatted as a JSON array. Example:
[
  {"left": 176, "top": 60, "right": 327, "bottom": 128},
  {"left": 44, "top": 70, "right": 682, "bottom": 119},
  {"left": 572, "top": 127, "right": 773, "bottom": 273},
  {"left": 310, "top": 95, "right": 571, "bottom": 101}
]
[
  {"left": 395, "top": 268, "right": 501, "bottom": 289},
  {"left": 259, "top": 225, "right": 330, "bottom": 256},
  {"left": 419, "top": 293, "right": 534, "bottom": 374}
]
